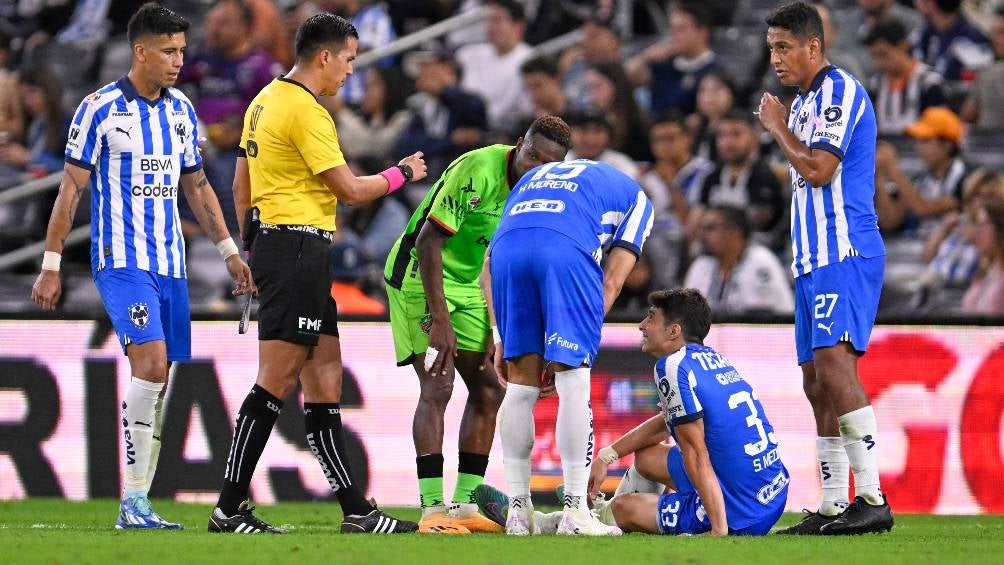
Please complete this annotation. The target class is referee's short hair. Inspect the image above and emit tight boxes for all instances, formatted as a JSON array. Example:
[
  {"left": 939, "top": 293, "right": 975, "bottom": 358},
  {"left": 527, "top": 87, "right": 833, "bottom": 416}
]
[
  {"left": 295, "top": 13, "right": 359, "bottom": 62},
  {"left": 649, "top": 288, "right": 712, "bottom": 343},
  {"left": 127, "top": 2, "right": 190, "bottom": 45},
  {"left": 526, "top": 115, "right": 572, "bottom": 151}
]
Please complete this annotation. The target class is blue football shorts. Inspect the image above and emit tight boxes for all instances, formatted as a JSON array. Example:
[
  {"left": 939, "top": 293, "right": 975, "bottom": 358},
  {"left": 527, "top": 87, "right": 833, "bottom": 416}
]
[
  {"left": 794, "top": 255, "right": 884, "bottom": 365},
  {"left": 94, "top": 266, "right": 191, "bottom": 361},
  {"left": 489, "top": 228, "right": 603, "bottom": 367},
  {"left": 658, "top": 445, "right": 785, "bottom": 536}
]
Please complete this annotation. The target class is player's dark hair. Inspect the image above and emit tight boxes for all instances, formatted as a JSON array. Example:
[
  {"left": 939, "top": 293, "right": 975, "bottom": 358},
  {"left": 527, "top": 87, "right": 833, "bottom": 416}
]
[
  {"left": 765, "top": 2, "right": 825, "bottom": 52},
  {"left": 710, "top": 205, "right": 751, "bottom": 240},
  {"left": 649, "top": 289, "right": 712, "bottom": 343},
  {"left": 127, "top": 2, "right": 190, "bottom": 45},
  {"left": 295, "top": 12, "right": 358, "bottom": 62},
  {"left": 486, "top": 0, "right": 526, "bottom": 22},
  {"left": 526, "top": 115, "right": 572, "bottom": 150},
  {"left": 521, "top": 56, "right": 558, "bottom": 77},
  {"left": 676, "top": 1, "right": 714, "bottom": 32},
  {"left": 863, "top": 18, "right": 909, "bottom": 47}
]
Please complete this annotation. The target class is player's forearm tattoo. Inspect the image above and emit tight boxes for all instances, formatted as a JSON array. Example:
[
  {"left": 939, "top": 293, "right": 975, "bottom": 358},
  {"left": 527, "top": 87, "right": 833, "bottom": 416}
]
[{"left": 195, "top": 172, "right": 210, "bottom": 189}]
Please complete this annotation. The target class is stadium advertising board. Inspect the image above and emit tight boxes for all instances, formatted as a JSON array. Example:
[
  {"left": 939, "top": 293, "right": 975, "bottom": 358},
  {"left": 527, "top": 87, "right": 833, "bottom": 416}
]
[{"left": 1, "top": 321, "right": 1002, "bottom": 514}]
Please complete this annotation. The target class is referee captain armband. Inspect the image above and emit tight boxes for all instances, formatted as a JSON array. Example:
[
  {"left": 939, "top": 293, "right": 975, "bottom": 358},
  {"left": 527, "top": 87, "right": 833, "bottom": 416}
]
[
  {"left": 216, "top": 238, "right": 240, "bottom": 260},
  {"left": 379, "top": 166, "right": 406, "bottom": 195}
]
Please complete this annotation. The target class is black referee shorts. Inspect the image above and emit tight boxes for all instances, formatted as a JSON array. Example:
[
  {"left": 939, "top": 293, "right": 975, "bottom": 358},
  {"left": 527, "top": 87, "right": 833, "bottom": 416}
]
[{"left": 250, "top": 228, "right": 339, "bottom": 345}]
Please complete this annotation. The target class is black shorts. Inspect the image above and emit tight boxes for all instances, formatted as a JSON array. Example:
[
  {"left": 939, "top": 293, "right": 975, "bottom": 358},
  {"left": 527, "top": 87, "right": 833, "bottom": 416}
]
[{"left": 250, "top": 228, "right": 339, "bottom": 345}]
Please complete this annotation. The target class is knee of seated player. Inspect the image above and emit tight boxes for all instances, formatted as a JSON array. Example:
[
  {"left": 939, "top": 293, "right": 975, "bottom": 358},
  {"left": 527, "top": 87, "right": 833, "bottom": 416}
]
[
  {"left": 611, "top": 493, "right": 660, "bottom": 533},
  {"left": 634, "top": 444, "right": 672, "bottom": 486}
]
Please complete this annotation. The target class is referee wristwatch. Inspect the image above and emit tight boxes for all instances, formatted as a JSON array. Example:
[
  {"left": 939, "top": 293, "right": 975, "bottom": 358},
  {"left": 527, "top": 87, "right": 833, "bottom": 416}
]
[{"left": 396, "top": 163, "right": 414, "bottom": 183}]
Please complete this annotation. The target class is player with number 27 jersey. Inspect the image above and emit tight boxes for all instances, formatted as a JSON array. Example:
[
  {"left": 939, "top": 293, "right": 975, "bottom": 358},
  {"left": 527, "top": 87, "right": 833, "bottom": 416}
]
[{"left": 656, "top": 343, "right": 789, "bottom": 534}]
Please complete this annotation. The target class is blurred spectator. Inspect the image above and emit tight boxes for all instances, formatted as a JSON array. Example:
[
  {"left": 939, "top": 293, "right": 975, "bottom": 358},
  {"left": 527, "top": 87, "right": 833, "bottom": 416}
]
[
  {"left": 960, "top": 7, "right": 1004, "bottom": 129},
  {"left": 520, "top": 56, "right": 569, "bottom": 120},
  {"left": 683, "top": 206, "right": 794, "bottom": 315},
  {"left": 583, "top": 61, "right": 648, "bottom": 160},
  {"left": 323, "top": 0, "right": 396, "bottom": 106},
  {"left": 914, "top": 169, "right": 1004, "bottom": 308},
  {"left": 639, "top": 113, "right": 713, "bottom": 289},
  {"left": 565, "top": 109, "right": 639, "bottom": 179},
  {"left": 456, "top": 0, "right": 532, "bottom": 133},
  {"left": 814, "top": 3, "right": 868, "bottom": 84},
  {"left": 248, "top": 0, "right": 292, "bottom": 67},
  {"left": 688, "top": 69, "right": 737, "bottom": 163},
  {"left": 179, "top": 0, "right": 282, "bottom": 150},
  {"left": 913, "top": 0, "right": 993, "bottom": 82},
  {"left": 397, "top": 49, "right": 487, "bottom": 178},
  {"left": 329, "top": 233, "right": 388, "bottom": 315},
  {"left": 0, "top": 63, "right": 66, "bottom": 179},
  {"left": 559, "top": 14, "right": 623, "bottom": 109},
  {"left": 846, "top": 0, "right": 924, "bottom": 63},
  {"left": 640, "top": 113, "right": 712, "bottom": 227},
  {"left": 0, "top": 29, "right": 23, "bottom": 140},
  {"left": 874, "top": 108, "right": 968, "bottom": 238},
  {"left": 962, "top": 196, "right": 1004, "bottom": 314},
  {"left": 332, "top": 66, "right": 412, "bottom": 167},
  {"left": 692, "top": 110, "right": 785, "bottom": 248},
  {"left": 624, "top": 2, "right": 718, "bottom": 115},
  {"left": 865, "top": 18, "right": 946, "bottom": 137}
]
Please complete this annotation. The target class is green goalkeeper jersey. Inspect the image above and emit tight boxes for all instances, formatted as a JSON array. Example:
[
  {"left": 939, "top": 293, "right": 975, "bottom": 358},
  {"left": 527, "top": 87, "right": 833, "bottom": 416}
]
[{"left": 384, "top": 144, "right": 514, "bottom": 293}]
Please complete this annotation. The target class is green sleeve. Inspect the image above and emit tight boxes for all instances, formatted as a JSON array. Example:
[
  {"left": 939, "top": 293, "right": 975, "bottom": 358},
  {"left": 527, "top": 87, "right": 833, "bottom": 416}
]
[{"left": 425, "top": 155, "right": 483, "bottom": 234}]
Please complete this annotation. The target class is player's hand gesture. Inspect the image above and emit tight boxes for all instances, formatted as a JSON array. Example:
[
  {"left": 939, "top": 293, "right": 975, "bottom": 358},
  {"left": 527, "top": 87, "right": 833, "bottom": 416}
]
[
  {"left": 493, "top": 340, "right": 508, "bottom": 387},
  {"left": 427, "top": 318, "right": 457, "bottom": 377},
  {"left": 587, "top": 459, "right": 610, "bottom": 500},
  {"left": 399, "top": 152, "right": 428, "bottom": 183},
  {"left": 757, "top": 92, "right": 787, "bottom": 135},
  {"left": 31, "top": 269, "right": 62, "bottom": 310},
  {"left": 479, "top": 331, "right": 495, "bottom": 373},
  {"left": 225, "top": 255, "right": 257, "bottom": 296}
]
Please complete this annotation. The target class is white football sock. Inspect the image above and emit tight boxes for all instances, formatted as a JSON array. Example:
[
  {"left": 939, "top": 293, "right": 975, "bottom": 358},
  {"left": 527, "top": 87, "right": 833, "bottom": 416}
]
[
  {"left": 816, "top": 436, "right": 850, "bottom": 516},
  {"left": 614, "top": 463, "right": 665, "bottom": 497},
  {"left": 122, "top": 378, "right": 163, "bottom": 497},
  {"left": 144, "top": 396, "right": 165, "bottom": 493},
  {"left": 501, "top": 383, "right": 538, "bottom": 499},
  {"left": 839, "top": 405, "right": 884, "bottom": 506},
  {"left": 555, "top": 367, "right": 592, "bottom": 511}
]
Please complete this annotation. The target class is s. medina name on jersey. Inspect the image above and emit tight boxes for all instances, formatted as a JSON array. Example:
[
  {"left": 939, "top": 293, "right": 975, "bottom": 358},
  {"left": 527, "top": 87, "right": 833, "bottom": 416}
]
[
  {"left": 384, "top": 144, "right": 514, "bottom": 291},
  {"left": 656, "top": 343, "right": 789, "bottom": 528},
  {"left": 787, "top": 65, "right": 885, "bottom": 278},
  {"left": 65, "top": 77, "right": 202, "bottom": 278}
]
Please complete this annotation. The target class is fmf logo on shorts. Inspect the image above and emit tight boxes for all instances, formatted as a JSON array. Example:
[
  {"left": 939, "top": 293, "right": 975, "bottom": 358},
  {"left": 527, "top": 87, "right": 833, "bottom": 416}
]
[
  {"left": 298, "top": 317, "right": 321, "bottom": 331},
  {"left": 510, "top": 199, "right": 565, "bottom": 215}
]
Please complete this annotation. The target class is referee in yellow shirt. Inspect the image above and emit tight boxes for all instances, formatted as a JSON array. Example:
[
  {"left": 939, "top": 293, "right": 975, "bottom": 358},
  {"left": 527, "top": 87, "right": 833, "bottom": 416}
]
[{"left": 209, "top": 13, "right": 426, "bottom": 535}]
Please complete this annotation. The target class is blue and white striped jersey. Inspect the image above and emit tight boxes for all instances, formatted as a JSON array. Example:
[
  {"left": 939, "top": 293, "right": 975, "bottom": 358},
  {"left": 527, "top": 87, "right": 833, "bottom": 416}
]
[
  {"left": 65, "top": 77, "right": 202, "bottom": 278},
  {"left": 495, "top": 159, "right": 654, "bottom": 259},
  {"left": 787, "top": 66, "right": 885, "bottom": 278}
]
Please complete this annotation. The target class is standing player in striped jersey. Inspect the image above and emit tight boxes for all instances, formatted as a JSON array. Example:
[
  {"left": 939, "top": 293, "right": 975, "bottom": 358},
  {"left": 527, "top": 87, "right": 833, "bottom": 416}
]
[
  {"left": 485, "top": 159, "right": 653, "bottom": 536},
  {"left": 758, "top": 2, "right": 892, "bottom": 535},
  {"left": 30, "top": 3, "right": 253, "bottom": 529}
]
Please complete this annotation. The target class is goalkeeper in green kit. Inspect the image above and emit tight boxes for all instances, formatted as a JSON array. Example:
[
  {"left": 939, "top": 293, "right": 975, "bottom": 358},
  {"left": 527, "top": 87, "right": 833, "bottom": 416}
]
[{"left": 384, "top": 116, "right": 571, "bottom": 534}]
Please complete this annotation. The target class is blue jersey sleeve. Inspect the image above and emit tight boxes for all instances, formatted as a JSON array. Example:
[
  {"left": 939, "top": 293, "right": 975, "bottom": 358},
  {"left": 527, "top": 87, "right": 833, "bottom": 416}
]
[
  {"left": 65, "top": 94, "right": 112, "bottom": 171},
  {"left": 180, "top": 99, "right": 203, "bottom": 174},
  {"left": 611, "top": 188, "right": 654, "bottom": 256},
  {"left": 810, "top": 70, "right": 867, "bottom": 161},
  {"left": 658, "top": 354, "right": 704, "bottom": 426}
]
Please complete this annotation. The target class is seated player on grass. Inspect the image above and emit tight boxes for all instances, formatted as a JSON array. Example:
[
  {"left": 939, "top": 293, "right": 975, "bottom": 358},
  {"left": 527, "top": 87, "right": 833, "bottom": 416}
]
[{"left": 476, "top": 288, "right": 789, "bottom": 536}]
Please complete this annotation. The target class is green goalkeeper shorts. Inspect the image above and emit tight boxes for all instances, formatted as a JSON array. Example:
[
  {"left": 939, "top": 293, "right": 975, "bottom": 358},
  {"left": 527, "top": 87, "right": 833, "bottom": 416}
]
[{"left": 387, "top": 283, "right": 490, "bottom": 366}]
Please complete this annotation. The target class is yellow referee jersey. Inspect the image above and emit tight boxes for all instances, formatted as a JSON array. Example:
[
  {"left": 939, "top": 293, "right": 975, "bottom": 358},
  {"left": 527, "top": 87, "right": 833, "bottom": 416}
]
[{"left": 240, "top": 77, "right": 346, "bottom": 232}]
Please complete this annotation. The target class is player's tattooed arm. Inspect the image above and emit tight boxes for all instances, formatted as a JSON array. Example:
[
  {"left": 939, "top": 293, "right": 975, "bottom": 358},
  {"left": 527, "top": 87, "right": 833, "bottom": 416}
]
[
  {"left": 181, "top": 169, "right": 232, "bottom": 244},
  {"left": 43, "top": 163, "right": 92, "bottom": 253}
]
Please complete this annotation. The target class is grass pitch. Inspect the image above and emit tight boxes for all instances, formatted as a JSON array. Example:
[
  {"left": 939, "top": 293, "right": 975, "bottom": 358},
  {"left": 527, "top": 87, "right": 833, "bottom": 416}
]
[{"left": 1, "top": 499, "right": 1001, "bottom": 564}]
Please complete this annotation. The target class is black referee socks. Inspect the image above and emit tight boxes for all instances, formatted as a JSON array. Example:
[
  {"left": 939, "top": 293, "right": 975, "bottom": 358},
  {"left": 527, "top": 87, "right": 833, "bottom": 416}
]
[
  {"left": 304, "top": 402, "right": 372, "bottom": 516},
  {"left": 218, "top": 385, "right": 284, "bottom": 516}
]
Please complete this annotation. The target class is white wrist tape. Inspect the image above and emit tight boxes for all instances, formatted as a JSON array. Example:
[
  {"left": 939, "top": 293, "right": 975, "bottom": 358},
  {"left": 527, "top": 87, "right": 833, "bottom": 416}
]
[
  {"left": 491, "top": 325, "right": 501, "bottom": 344},
  {"left": 216, "top": 238, "right": 240, "bottom": 260},
  {"left": 598, "top": 446, "right": 619, "bottom": 465},
  {"left": 41, "top": 251, "right": 61, "bottom": 272}
]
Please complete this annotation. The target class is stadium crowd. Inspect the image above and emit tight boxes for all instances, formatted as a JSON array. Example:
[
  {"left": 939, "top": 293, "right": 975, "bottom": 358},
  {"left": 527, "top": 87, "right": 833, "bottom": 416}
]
[{"left": 2, "top": 0, "right": 1004, "bottom": 317}]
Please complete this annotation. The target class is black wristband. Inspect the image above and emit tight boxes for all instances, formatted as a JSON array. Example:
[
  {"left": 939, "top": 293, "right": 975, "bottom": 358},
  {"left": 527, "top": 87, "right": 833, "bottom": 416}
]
[{"left": 397, "top": 163, "right": 413, "bottom": 182}]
